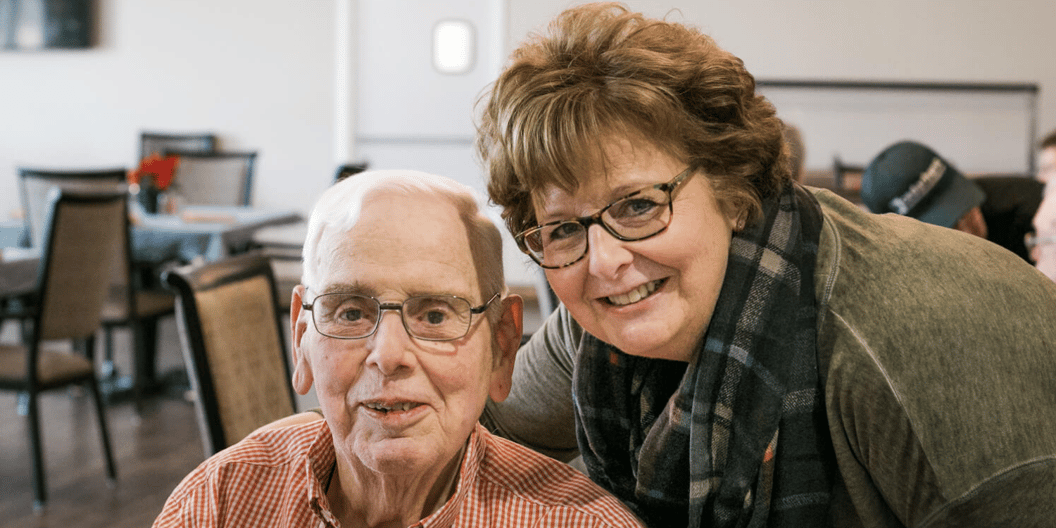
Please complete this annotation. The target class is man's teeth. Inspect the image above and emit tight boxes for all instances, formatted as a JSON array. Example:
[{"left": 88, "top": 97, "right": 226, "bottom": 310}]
[
  {"left": 365, "top": 402, "right": 419, "bottom": 412},
  {"left": 607, "top": 280, "right": 661, "bottom": 306}
]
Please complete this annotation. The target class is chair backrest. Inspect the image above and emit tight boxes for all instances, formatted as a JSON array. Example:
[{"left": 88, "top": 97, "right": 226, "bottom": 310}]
[
  {"left": 18, "top": 168, "right": 126, "bottom": 249},
  {"left": 973, "top": 175, "right": 1045, "bottom": 262},
  {"left": 832, "top": 156, "right": 865, "bottom": 203},
  {"left": 162, "top": 253, "right": 296, "bottom": 456},
  {"left": 35, "top": 189, "right": 127, "bottom": 343},
  {"left": 333, "top": 161, "right": 369, "bottom": 183},
  {"left": 139, "top": 131, "right": 217, "bottom": 161},
  {"left": 166, "top": 150, "right": 257, "bottom": 207}
]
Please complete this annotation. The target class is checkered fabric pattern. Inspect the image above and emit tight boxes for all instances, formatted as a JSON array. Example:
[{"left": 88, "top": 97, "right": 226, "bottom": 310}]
[{"left": 153, "top": 421, "right": 643, "bottom": 527}]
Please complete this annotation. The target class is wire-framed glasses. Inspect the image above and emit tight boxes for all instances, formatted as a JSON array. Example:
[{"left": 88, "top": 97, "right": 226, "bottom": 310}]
[
  {"left": 1025, "top": 232, "right": 1056, "bottom": 252},
  {"left": 515, "top": 167, "right": 695, "bottom": 269},
  {"left": 302, "top": 291, "right": 499, "bottom": 341}
]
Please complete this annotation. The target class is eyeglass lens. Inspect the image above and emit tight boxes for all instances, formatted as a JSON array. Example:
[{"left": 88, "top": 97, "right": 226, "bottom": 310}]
[
  {"left": 1025, "top": 232, "right": 1056, "bottom": 250},
  {"left": 522, "top": 185, "right": 673, "bottom": 268},
  {"left": 312, "top": 294, "right": 474, "bottom": 341}
]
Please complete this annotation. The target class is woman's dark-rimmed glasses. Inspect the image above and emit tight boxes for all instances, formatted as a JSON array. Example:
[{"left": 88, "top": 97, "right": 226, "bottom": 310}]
[{"left": 515, "top": 167, "right": 695, "bottom": 269}]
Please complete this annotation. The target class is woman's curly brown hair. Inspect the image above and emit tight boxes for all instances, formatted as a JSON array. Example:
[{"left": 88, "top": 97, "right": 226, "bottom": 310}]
[{"left": 476, "top": 2, "right": 791, "bottom": 237}]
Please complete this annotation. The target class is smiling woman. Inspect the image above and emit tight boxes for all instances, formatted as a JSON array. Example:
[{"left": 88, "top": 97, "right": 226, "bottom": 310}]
[{"left": 476, "top": 3, "right": 1056, "bottom": 527}]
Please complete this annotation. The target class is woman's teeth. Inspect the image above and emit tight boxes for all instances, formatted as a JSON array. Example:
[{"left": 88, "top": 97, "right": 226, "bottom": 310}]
[
  {"left": 365, "top": 402, "right": 419, "bottom": 413},
  {"left": 607, "top": 279, "right": 662, "bottom": 306}
]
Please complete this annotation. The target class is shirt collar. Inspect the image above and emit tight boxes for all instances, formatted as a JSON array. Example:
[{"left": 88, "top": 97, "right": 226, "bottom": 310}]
[
  {"left": 401, "top": 424, "right": 487, "bottom": 528},
  {"left": 304, "top": 421, "right": 486, "bottom": 528}
]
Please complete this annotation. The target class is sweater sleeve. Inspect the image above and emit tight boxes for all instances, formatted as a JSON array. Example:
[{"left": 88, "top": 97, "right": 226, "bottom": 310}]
[{"left": 481, "top": 305, "right": 582, "bottom": 461}]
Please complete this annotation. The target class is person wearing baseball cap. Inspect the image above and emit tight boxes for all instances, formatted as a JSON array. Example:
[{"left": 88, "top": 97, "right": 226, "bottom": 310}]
[
  {"left": 863, "top": 140, "right": 1049, "bottom": 263},
  {"left": 861, "top": 140, "right": 989, "bottom": 238}
]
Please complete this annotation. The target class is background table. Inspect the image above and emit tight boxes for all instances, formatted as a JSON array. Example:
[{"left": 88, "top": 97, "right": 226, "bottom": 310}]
[
  {"left": 132, "top": 206, "right": 303, "bottom": 265},
  {"left": 0, "top": 247, "right": 38, "bottom": 299}
]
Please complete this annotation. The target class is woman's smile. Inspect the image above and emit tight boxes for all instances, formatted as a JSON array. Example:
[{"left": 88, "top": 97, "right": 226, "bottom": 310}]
[{"left": 600, "top": 278, "right": 666, "bottom": 307}]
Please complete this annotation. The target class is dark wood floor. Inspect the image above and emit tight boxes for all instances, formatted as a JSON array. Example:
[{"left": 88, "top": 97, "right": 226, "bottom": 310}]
[{"left": 0, "top": 321, "right": 206, "bottom": 528}]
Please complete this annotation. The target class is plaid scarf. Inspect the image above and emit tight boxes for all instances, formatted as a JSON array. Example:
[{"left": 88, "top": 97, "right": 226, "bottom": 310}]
[{"left": 574, "top": 184, "right": 835, "bottom": 527}]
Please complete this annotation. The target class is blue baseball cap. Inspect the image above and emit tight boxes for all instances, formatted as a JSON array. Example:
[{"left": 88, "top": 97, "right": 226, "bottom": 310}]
[{"left": 861, "top": 140, "right": 986, "bottom": 228}]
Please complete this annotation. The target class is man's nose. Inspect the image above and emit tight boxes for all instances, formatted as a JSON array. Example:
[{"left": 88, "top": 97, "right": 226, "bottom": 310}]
[{"left": 364, "top": 311, "right": 414, "bottom": 374}]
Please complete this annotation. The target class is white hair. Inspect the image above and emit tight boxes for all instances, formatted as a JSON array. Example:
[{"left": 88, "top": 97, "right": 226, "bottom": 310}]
[{"left": 301, "top": 169, "right": 505, "bottom": 306}]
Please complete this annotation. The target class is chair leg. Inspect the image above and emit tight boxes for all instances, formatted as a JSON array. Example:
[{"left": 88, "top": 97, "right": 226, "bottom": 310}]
[
  {"left": 130, "top": 318, "right": 146, "bottom": 409},
  {"left": 26, "top": 391, "right": 47, "bottom": 510},
  {"left": 87, "top": 380, "right": 117, "bottom": 482},
  {"left": 102, "top": 327, "right": 117, "bottom": 379},
  {"left": 82, "top": 334, "right": 97, "bottom": 362},
  {"left": 141, "top": 318, "right": 160, "bottom": 388}
]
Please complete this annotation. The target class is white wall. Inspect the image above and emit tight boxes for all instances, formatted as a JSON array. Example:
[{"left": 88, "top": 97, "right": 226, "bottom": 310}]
[
  {"left": 2, "top": 0, "right": 1056, "bottom": 224},
  {"left": 0, "top": 0, "right": 338, "bottom": 219}
]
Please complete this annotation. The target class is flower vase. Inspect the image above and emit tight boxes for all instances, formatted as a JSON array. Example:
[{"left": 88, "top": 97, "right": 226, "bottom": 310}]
[{"left": 136, "top": 174, "right": 160, "bottom": 214}]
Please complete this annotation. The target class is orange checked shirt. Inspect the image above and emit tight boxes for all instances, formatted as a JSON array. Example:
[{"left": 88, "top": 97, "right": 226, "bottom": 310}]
[{"left": 153, "top": 421, "right": 643, "bottom": 527}]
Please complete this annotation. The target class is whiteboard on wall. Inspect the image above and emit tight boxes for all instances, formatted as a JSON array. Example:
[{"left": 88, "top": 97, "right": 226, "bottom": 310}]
[{"left": 758, "top": 80, "right": 1039, "bottom": 176}]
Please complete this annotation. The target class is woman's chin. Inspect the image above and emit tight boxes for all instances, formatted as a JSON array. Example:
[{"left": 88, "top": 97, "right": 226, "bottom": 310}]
[{"left": 599, "top": 323, "right": 687, "bottom": 361}]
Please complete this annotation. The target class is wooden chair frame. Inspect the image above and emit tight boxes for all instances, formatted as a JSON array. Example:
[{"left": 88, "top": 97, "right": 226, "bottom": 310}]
[{"left": 162, "top": 253, "right": 296, "bottom": 456}]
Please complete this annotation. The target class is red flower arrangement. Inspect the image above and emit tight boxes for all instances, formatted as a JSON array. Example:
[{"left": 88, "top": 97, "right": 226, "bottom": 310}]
[{"left": 129, "top": 154, "right": 180, "bottom": 191}]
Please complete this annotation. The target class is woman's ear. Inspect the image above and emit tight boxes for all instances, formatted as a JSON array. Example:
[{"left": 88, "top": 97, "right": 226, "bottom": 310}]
[
  {"left": 290, "top": 285, "right": 315, "bottom": 395},
  {"left": 488, "top": 294, "right": 523, "bottom": 402}
]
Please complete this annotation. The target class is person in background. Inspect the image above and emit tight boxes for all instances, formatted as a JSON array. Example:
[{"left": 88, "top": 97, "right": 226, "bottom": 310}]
[
  {"left": 474, "top": 3, "right": 1056, "bottom": 527},
  {"left": 1037, "top": 129, "right": 1056, "bottom": 184},
  {"left": 1029, "top": 181, "right": 1056, "bottom": 280},
  {"left": 153, "top": 170, "right": 643, "bottom": 527},
  {"left": 1029, "top": 130, "right": 1056, "bottom": 279},
  {"left": 862, "top": 140, "right": 1043, "bottom": 262}
]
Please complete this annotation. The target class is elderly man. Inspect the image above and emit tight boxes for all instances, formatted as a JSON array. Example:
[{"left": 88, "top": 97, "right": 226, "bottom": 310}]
[{"left": 153, "top": 170, "right": 642, "bottom": 527}]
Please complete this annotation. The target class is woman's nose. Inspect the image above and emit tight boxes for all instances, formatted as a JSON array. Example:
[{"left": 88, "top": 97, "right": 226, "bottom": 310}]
[
  {"left": 586, "top": 223, "right": 633, "bottom": 278},
  {"left": 364, "top": 311, "right": 414, "bottom": 374}
]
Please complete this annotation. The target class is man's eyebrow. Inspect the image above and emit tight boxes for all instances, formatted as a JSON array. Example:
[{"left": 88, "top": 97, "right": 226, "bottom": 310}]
[
  {"left": 316, "top": 282, "right": 479, "bottom": 301},
  {"left": 317, "top": 282, "right": 374, "bottom": 296}
]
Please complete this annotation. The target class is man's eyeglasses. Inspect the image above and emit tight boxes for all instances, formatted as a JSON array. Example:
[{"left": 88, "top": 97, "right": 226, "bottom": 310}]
[
  {"left": 515, "top": 167, "right": 695, "bottom": 269},
  {"left": 302, "top": 291, "right": 499, "bottom": 341},
  {"left": 1025, "top": 232, "right": 1056, "bottom": 251}
]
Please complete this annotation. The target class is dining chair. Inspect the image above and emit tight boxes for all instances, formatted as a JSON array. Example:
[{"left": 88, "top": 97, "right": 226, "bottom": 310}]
[
  {"left": 0, "top": 188, "right": 123, "bottom": 509},
  {"left": 832, "top": 156, "right": 865, "bottom": 203},
  {"left": 139, "top": 131, "right": 217, "bottom": 161},
  {"left": 165, "top": 150, "right": 257, "bottom": 207},
  {"left": 333, "top": 161, "right": 369, "bottom": 183},
  {"left": 19, "top": 167, "right": 175, "bottom": 407},
  {"left": 162, "top": 252, "right": 296, "bottom": 456},
  {"left": 17, "top": 167, "right": 126, "bottom": 249}
]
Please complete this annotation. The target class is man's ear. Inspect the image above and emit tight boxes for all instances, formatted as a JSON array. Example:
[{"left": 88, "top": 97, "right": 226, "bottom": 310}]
[
  {"left": 290, "top": 284, "right": 315, "bottom": 395},
  {"left": 488, "top": 294, "right": 523, "bottom": 403}
]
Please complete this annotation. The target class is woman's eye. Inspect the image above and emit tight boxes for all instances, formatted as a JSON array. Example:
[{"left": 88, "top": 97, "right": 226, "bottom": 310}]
[
  {"left": 610, "top": 197, "right": 660, "bottom": 219},
  {"left": 546, "top": 222, "right": 582, "bottom": 242}
]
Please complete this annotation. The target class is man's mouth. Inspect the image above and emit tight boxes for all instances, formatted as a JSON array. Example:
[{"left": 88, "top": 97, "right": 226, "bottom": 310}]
[
  {"left": 363, "top": 401, "right": 423, "bottom": 414},
  {"left": 605, "top": 279, "right": 664, "bottom": 306}
]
